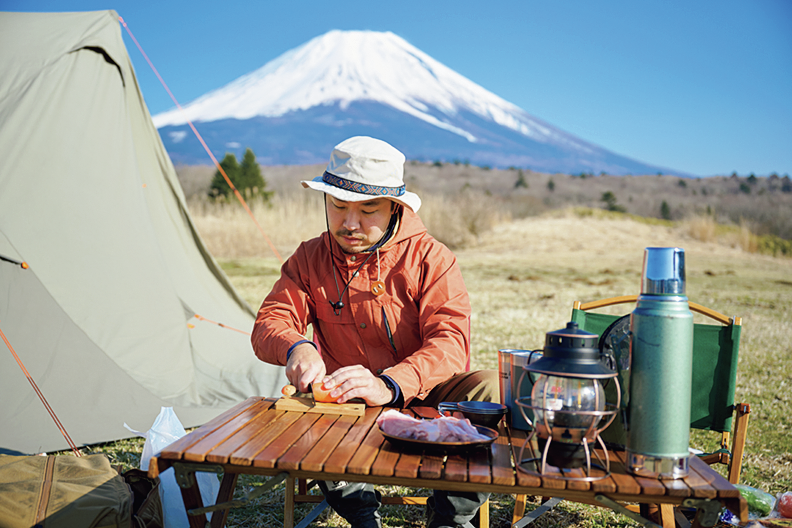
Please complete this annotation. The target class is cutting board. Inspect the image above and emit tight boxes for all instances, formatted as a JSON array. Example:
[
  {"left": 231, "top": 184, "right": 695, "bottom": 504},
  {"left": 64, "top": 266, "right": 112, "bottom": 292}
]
[{"left": 274, "top": 396, "right": 365, "bottom": 416}]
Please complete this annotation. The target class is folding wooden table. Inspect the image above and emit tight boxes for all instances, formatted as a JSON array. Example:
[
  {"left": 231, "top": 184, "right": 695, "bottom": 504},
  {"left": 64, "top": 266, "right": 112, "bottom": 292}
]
[{"left": 148, "top": 397, "right": 746, "bottom": 528}]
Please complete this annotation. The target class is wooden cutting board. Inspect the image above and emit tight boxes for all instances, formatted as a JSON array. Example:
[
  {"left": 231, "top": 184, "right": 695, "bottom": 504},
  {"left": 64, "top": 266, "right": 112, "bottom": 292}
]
[{"left": 274, "top": 396, "right": 365, "bottom": 416}]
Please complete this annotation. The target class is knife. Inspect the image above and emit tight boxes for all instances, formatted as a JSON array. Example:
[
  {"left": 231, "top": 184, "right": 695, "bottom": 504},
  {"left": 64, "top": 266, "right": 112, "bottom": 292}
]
[{"left": 281, "top": 384, "right": 314, "bottom": 402}]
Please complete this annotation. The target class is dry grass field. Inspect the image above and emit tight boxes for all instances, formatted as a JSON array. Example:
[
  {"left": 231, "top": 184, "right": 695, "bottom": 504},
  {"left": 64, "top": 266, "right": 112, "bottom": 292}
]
[
  {"left": 179, "top": 188, "right": 790, "bottom": 527},
  {"left": 91, "top": 175, "right": 791, "bottom": 526}
]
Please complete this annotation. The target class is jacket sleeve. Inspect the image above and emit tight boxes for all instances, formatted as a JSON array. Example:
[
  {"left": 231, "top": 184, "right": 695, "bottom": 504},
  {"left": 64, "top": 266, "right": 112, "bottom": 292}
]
[
  {"left": 384, "top": 241, "right": 471, "bottom": 403},
  {"left": 251, "top": 243, "right": 315, "bottom": 366}
]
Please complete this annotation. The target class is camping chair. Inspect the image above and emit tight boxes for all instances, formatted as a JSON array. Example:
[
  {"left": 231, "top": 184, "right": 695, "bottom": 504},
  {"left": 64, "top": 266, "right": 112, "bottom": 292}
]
[{"left": 511, "top": 295, "right": 750, "bottom": 526}]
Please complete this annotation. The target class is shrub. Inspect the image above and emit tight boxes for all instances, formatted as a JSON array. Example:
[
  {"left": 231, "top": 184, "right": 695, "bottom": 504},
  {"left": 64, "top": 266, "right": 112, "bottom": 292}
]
[
  {"left": 515, "top": 170, "right": 528, "bottom": 188},
  {"left": 601, "top": 191, "right": 626, "bottom": 213},
  {"left": 660, "top": 200, "right": 672, "bottom": 220}
]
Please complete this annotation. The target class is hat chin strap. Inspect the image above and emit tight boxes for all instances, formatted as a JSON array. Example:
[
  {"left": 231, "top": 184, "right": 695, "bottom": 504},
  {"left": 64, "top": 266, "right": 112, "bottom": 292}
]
[{"left": 324, "top": 204, "right": 400, "bottom": 314}]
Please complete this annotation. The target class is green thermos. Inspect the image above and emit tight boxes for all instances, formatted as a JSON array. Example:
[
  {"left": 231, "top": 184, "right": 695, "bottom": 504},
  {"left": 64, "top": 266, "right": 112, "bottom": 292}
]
[{"left": 627, "top": 247, "right": 693, "bottom": 479}]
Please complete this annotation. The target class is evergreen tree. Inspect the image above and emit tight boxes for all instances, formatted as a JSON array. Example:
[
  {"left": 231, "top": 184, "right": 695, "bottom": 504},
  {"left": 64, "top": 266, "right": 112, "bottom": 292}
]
[
  {"left": 239, "top": 148, "right": 272, "bottom": 202},
  {"left": 515, "top": 169, "right": 528, "bottom": 188},
  {"left": 601, "top": 191, "right": 626, "bottom": 212},
  {"left": 208, "top": 148, "right": 273, "bottom": 202},
  {"left": 209, "top": 153, "right": 241, "bottom": 199},
  {"left": 660, "top": 200, "right": 672, "bottom": 220}
]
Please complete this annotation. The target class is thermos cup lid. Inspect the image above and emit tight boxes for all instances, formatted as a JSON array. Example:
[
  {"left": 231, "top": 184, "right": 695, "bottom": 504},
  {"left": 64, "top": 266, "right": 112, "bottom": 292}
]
[{"left": 641, "top": 247, "right": 686, "bottom": 295}]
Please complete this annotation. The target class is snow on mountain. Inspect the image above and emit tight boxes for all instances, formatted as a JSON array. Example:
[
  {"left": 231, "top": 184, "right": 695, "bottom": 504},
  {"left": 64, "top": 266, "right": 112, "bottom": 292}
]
[
  {"left": 153, "top": 30, "right": 678, "bottom": 175},
  {"left": 155, "top": 31, "right": 563, "bottom": 143}
]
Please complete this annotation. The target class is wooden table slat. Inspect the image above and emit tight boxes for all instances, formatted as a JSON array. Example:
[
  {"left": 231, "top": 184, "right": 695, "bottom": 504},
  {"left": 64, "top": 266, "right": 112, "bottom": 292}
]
[
  {"left": 560, "top": 467, "right": 590, "bottom": 491},
  {"left": 610, "top": 450, "right": 667, "bottom": 497},
  {"left": 323, "top": 408, "right": 381, "bottom": 474},
  {"left": 444, "top": 454, "right": 469, "bottom": 482},
  {"left": 229, "top": 411, "right": 300, "bottom": 466},
  {"left": 278, "top": 413, "right": 340, "bottom": 471},
  {"left": 300, "top": 415, "right": 358, "bottom": 472},
  {"left": 347, "top": 414, "right": 388, "bottom": 476},
  {"left": 663, "top": 477, "right": 693, "bottom": 498},
  {"left": 467, "top": 446, "right": 492, "bottom": 484},
  {"left": 159, "top": 397, "right": 270, "bottom": 459},
  {"left": 184, "top": 398, "right": 273, "bottom": 462},
  {"left": 206, "top": 405, "right": 282, "bottom": 463},
  {"left": 508, "top": 429, "right": 543, "bottom": 488},
  {"left": 587, "top": 463, "right": 617, "bottom": 494},
  {"left": 683, "top": 462, "right": 718, "bottom": 499},
  {"left": 418, "top": 453, "right": 444, "bottom": 480},
  {"left": 607, "top": 451, "right": 641, "bottom": 495},
  {"left": 539, "top": 464, "right": 570, "bottom": 491},
  {"left": 254, "top": 413, "right": 322, "bottom": 468},
  {"left": 689, "top": 456, "right": 740, "bottom": 498},
  {"left": 393, "top": 449, "right": 423, "bottom": 479},
  {"left": 371, "top": 439, "right": 402, "bottom": 477},
  {"left": 491, "top": 423, "right": 515, "bottom": 486}
]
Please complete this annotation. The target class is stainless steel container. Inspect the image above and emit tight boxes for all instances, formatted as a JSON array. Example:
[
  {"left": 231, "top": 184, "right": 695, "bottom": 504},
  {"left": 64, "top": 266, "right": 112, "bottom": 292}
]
[
  {"left": 627, "top": 247, "right": 694, "bottom": 479},
  {"left": 509, "top": 349, "right": 542, "bottom": 430}
]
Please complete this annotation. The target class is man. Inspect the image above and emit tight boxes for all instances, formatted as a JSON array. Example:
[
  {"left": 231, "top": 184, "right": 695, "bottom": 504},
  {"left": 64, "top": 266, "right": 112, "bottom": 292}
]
[{"left": 252, "top": 136, "right": 498, "bottom": 528}]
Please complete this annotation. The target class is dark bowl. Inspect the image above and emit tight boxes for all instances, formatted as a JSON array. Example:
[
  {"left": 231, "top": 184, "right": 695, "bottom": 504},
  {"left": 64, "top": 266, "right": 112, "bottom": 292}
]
[{"left": 457, "top": 401, "right": 507, "bottom": 428}]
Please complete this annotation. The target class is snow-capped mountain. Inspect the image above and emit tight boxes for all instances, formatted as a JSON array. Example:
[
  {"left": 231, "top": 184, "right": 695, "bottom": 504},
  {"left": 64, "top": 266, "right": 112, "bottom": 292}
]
[{"left": 154, "top": 30, "right": 676, "bottom": 175}]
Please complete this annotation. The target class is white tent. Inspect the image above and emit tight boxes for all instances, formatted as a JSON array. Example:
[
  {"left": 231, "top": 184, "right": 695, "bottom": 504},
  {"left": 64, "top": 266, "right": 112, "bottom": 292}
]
[{"left": 0, "top": 10, "right": 287, "bottom": 455}]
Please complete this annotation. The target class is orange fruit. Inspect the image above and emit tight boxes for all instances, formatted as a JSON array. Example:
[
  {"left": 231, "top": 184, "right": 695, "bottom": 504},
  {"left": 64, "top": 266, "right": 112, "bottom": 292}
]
[{"left": 312, "top": 382, "right": 339, "bottom": 403}]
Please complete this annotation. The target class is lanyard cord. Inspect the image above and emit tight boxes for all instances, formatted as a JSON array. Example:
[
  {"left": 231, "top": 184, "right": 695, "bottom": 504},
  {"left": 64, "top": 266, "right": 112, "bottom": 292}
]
[{"left": 325, "top": 206, "right": 399, "bottom": 315}]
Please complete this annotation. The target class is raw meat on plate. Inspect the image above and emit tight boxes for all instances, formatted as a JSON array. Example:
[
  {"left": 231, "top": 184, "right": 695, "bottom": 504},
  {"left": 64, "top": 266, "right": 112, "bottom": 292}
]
[{"left": 376, "top": 409, "right": 490, "bottom": 442}]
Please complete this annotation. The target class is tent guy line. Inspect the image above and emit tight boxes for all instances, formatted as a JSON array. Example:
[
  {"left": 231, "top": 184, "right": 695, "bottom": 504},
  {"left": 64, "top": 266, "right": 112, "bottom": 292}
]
[
  {"left": 119, "top": 15, "right": 284, "bottom": 264},
  {"left": 192, "top": 314, "right": 252, "bottom": 336},
  {"left": 0, "top": 325, "right": 81, "bottom": 457}
]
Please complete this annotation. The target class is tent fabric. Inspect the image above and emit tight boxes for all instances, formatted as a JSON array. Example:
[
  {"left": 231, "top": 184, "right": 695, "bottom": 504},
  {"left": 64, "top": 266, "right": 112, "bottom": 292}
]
[{"left": 0, "top": 10, "right": 287, "bottom": 455}]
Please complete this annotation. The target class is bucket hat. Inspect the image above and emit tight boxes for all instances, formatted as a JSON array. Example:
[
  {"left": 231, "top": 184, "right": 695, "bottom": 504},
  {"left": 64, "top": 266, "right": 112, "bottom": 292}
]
[{"left": 301, "top": 136, "right": 421, "bottom": 212}]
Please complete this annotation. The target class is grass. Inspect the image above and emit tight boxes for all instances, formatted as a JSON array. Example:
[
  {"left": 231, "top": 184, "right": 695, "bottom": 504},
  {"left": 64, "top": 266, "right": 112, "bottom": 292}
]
[{"left": 87, "top": 196, "right": 791, "bottom": 527}]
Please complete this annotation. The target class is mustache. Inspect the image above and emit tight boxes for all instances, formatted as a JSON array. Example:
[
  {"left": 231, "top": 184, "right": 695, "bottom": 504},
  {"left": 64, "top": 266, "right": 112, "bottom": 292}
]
[{"left": 335, "top": 229, "right": 365, "bottom": 240}]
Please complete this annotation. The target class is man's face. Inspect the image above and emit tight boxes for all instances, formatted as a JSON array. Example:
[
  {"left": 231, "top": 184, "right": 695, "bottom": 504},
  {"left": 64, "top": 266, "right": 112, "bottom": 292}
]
[{"left": 326, "top": 195, "right": 394, "bottom": 253}]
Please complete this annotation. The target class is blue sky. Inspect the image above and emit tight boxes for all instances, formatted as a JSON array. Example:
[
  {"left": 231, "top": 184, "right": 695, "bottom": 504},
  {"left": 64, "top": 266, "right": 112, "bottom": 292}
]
[{"left": 5, "top": 0, "right": 791, "bottom": 177}]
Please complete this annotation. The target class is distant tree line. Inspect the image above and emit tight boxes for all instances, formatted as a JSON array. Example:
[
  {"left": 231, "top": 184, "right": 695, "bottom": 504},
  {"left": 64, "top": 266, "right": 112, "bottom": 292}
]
[{"left": 209, "top": 148, "right": 273, "bottom": 202}]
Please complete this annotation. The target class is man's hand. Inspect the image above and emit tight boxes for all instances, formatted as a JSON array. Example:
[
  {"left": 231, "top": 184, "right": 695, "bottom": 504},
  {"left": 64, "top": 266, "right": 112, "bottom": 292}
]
[
  {"left": 285, "top": 343, "right": 326, "bottom": 393},
  {"left": 322, "top": 365, "right": 394, "bottom": 406}
]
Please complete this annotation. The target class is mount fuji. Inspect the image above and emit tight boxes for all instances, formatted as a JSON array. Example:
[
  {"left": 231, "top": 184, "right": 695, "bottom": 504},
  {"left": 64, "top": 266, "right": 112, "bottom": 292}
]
[{"left": 153, "top": 30, "right": 675, "bottom": 175}]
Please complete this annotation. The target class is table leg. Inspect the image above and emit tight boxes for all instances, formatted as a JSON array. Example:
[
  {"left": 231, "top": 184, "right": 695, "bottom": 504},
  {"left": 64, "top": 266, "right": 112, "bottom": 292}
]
[
  {"left": 657, "top": 503, "right": 675, "bottom": 528},
  {"left": 211, "top": 473, "right": 240, "bottom": 528},
  {"left": 478, "top": 499, "right": 489, "bottom": 528},
  {"left": 512, "top": 494, "right": 529, "bottom": 525},
  {"left": 172, "top": 462, "right": 224, "bottom": 528},
  {"left": 285, "top": 477, "right": 296, "bottom": 528},
  {"left": 178, "top": 475, "right": 207, "bottom": 528}
]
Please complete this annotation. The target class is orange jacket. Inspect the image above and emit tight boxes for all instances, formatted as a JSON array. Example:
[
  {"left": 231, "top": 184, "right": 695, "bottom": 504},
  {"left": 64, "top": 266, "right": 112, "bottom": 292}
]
[{"left": 251, "top": 208, "right": 471, "bottom": 404}]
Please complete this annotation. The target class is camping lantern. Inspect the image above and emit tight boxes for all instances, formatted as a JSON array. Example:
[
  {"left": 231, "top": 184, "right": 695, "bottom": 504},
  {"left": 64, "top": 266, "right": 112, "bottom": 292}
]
[{"left": 515, "top": 322, "right": 620, "bottom": 479}]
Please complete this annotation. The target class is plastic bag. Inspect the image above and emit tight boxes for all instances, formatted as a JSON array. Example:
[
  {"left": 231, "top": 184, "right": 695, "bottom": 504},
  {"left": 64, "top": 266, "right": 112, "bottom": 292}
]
[
  {"left": 778, "top": 492, "right": 792, "bottom": 518},
  {"left": 735, "top": 484, "right": 776, "bottom": 518},
  {"left": 125, "top": 407, "right": 220, "bottom": 528}
]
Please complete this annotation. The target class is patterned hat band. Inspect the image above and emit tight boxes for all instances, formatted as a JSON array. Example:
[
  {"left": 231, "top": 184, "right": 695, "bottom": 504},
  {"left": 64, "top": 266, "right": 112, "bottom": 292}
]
[{"left": 322, "top": 172, "right": 405, "bottom": 197}]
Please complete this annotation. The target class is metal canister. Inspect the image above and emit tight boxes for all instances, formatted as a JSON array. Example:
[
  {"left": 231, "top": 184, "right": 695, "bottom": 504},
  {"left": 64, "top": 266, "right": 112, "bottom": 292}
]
[
  {"left": 509, "top": 349, "right": 542, "bottom": 430},
  {"left": 497, "top": 349, "right": 516, "bottom": 413},
  {"left": 627, "top": 247, "right": 694, "bottom": 479}
]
